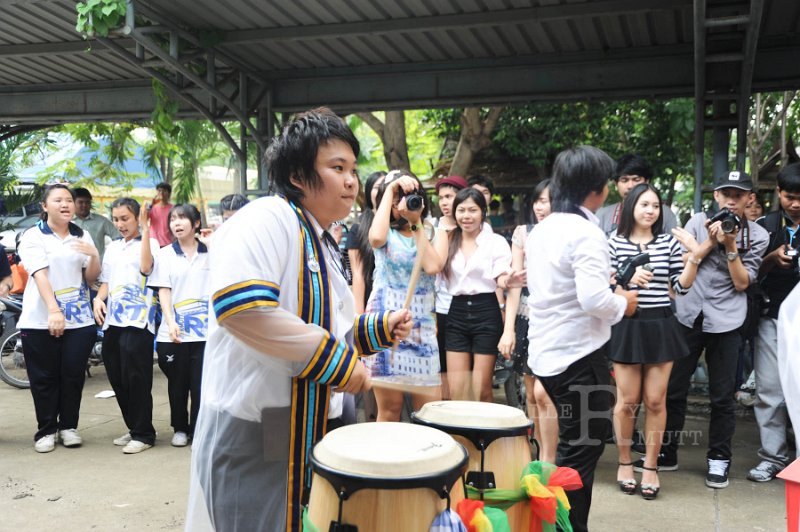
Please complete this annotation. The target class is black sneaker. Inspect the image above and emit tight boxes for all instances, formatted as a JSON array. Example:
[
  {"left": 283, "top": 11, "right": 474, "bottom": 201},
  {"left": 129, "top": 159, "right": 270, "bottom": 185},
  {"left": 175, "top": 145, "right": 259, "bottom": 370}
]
[
  {"left": 633, "top": 453, "right": 678, "bottom": 472},
  {"left": 706, "top": 457, "right": 731, "bottom": 488},
  {"left": 631, "top": 430, "right": 646, "bottom": 455}
]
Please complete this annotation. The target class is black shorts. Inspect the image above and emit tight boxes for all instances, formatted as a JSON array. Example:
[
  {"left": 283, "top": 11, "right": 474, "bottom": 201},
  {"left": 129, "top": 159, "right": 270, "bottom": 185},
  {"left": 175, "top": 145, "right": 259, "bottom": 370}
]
[{"left": 445, "top": 293, "right": 503, "bottom": 355}]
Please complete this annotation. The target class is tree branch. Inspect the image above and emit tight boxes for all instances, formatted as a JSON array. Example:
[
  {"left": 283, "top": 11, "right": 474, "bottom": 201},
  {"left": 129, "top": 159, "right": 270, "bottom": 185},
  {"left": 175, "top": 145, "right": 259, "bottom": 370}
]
[{"left": 355, "top": 112, "right": 385, "bottom": 139}]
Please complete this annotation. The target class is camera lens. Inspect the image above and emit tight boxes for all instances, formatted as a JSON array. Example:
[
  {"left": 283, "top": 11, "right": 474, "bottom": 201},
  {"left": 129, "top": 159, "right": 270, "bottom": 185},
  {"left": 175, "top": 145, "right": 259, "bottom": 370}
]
[
  {"left": 405, "top": 193, "right": 423, "bottom": 211},
  {"left": 721, "top": 218, "right": 737, "bottom": 233}
]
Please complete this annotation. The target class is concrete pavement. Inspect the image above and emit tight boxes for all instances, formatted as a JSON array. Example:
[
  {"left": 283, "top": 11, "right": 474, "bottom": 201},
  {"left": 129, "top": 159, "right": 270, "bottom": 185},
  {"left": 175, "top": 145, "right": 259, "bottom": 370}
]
[{"left": 0, "top": 368, "right": 790, "bottom": 531}]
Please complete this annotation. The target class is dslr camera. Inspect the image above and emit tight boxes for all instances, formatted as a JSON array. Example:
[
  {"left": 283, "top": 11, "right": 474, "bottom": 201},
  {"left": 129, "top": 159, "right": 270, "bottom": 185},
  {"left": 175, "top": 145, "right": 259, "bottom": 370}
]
[
  {"left": 401, "top": 189, "right": 425, "bottom": 211},
  {"left": 708, "top": 208, "right": 741, "bottom": 234}
]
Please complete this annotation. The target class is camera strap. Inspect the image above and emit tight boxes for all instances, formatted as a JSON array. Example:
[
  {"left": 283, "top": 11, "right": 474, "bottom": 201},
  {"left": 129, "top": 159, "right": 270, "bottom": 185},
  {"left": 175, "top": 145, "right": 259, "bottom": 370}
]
[{"left": 738, "top": 221, "right": 751, "bottom": 253}]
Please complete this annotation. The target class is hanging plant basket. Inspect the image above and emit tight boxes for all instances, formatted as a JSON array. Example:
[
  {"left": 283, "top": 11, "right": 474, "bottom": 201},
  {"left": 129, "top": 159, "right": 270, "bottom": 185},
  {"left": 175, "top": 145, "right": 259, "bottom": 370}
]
[{"left": 76, "top": 0, "right": 127, "bottom": 38}]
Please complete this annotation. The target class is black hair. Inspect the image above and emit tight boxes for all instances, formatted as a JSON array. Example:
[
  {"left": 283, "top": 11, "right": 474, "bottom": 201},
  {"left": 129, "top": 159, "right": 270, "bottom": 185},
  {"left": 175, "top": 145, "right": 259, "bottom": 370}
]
[
  {"left": 220, "top": 193, "right": 249, "bottom": 212},
  {"left": 352, "top": 171, "right": 387, "bottom": 295},
  {"left": 40, "top": 184, "right": 82, "bottom": 236},
  {"left": 364, "top": 171, "right": 387, "bottom": 211},
  {"left": 615, "top": 154, "right": 653, "bottom": 182},
  {"left": 73, "top": 187, "right": 92, "bottom": 200},
  {"left": 616, "top": 183, "right": 664, "bottom": 238},
  {"left": 168, "top": 204, "right": 202, "bottom": 237},
  {"left": 777, "top": 162, "right": 800, "bottom": 193},
  {"left": 110, "top": 197, "right": 141, "bottom": 218},
  {"left": 374, "top": 170, "right": 429, "bottom": 230},
  {"left": 442, "top": 188, "right": 487, "bottom": 280},
  {"left": 749, "top": 191, "right": 765, "bottom": 209},
  {"left": 489, "top": 199, "right": 500, "bottom": 210},
  {"left": 266, "top": 107, "right": 360, "bottom": 204},
  {"left": 156, "top": 182, "right": 172, "bottom": 194},
  {"left": 549, "top": 146, "right": 615, "bottom": 215},
  {"left": 468, "top": 174, "right": 494, "bottom": 195},
  {"left": 524, "top": 178, "right": 551, "bottom": 226}
]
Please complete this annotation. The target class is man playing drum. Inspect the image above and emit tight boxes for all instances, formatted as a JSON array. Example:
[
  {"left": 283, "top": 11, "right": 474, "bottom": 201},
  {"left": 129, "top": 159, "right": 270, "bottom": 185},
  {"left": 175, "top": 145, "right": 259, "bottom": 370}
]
[{"left": 184, "top": 107, "right": 413, "bottom": 532}]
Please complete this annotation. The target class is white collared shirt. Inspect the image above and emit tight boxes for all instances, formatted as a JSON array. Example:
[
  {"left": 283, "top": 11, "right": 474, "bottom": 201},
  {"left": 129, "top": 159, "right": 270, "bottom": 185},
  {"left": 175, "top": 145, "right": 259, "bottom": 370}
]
[
  {"left": 444, "top": 223, "right": 511, "bottom": 296},
  {"left": 525, "top": 208, "right": 627, "bottom": 377},
  {"left": 99, "top": 236, "right": 160, "bottom": 333},
  {"left": 149, "top": 240, "right": 212, "bottom": 343},
  {"left": 17, "top": 221, "right": 95, "bottom": 330}
]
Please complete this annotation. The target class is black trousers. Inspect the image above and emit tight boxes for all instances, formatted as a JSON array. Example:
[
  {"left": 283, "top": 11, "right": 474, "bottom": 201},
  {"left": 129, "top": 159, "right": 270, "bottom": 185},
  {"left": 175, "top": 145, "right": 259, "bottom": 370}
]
[
  {"left": 21, "top": 326, "right": 96, "bottom": 441},
  {"left": 103, "top": 326, "right": 156, "bottom": 445},
  {"left": 536, "top": 347, "right": 613, "bottom": 532},
  {"left": 663, "top": 322, "right": 741, "bottom": 460},
  {"left": 157, "top": 341, "right": 205, "bottom": 436}
]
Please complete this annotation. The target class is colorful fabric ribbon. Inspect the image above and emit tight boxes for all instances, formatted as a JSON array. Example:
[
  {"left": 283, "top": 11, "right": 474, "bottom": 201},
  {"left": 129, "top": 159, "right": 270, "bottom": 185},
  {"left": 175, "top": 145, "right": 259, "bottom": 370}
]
[
  {"left": 455, "top": 499, "right": 510, "bottom": 532},
  {"left": 463, "top": 461, "right": 583, "bottom": 532}
]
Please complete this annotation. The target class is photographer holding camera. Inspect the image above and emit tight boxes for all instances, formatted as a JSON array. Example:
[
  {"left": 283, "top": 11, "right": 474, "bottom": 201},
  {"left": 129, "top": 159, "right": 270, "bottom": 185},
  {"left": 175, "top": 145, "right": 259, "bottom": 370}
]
[
  {"left": 663, "top": 171, "right": 768, "bottom": 489},
  {"left": 745, "top": 162, "right": 800, "bottom": 482},
  {"left": 367, "top": 170, "right": 448, "bottom": 421}
]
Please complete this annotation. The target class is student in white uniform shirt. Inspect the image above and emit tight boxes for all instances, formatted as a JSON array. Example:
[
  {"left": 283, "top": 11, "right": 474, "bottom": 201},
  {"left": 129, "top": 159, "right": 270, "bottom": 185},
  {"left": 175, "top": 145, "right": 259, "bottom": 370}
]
[
  {"left": 148, "top": 204, "right": 210, "bottom": 448},
  {"left": 526, "top": 146, "right": 638, "bottom": 532},
  {"left": 93, "top": 198, "right": 160, "bottom": 454},
  {"left": 18, "top": 184, "right": 101, "bottom": 453},
  {"left": 440, "top": 187, "right": 525, "bottom": 402}
]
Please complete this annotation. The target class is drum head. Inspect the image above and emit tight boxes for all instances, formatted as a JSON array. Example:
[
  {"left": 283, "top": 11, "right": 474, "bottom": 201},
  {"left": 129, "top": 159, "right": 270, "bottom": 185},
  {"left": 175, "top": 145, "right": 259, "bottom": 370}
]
[
  {"left": 413, "top": 401, "right": 531, "bottom": 431},
  {"left": 312, "top": 422, "right": 466, "bottom": 480}
]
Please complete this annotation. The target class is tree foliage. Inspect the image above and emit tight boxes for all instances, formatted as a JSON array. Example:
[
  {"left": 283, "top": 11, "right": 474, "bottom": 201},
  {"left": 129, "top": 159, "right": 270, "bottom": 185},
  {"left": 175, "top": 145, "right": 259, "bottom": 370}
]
[{"left": 422, "top": 99, "right": 696, "bottom": 208}]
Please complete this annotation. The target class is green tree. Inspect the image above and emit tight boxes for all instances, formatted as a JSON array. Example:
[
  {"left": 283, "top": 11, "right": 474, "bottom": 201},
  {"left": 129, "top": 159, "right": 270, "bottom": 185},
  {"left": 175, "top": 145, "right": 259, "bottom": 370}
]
[{"left": 0, "top": 131, "right": 53, "bottom": 228}]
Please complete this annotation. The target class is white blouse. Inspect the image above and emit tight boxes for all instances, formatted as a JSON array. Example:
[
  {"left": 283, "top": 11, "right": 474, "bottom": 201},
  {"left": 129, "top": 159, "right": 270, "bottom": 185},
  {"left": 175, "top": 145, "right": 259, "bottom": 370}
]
[
  {"left": 444, "top": 224, "right": 511, "bottom": 296},
  {"left": 17, "top": 221, "right": 94, "bottom": 330},
  {"left": 99, "top": 236, "right": 160, "bottom": 333}
]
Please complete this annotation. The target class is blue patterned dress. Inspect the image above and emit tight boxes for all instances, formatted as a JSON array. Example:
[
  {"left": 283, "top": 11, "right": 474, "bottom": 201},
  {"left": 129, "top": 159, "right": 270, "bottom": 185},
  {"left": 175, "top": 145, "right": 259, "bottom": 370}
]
[{"left": 366, "top": 228, "right": 440, "bottom": 384}]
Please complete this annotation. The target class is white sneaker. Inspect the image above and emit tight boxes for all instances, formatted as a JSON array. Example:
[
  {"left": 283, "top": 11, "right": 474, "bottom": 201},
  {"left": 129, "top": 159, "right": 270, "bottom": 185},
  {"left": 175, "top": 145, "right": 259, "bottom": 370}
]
[
  {"left": 113, "top": 433, "right": 132, "bottom": 446},
  {"left": 58, "top": 429, "right": 82, "bottom": 447},
  {"left": 122, "top": 440, "right": 153, "bottom": 454},
  {"left": 171, "top": 431, "right": 189, "bottom": 447},
  {"left": 34, "top": 434, "right": 56, "bottom": 453}
]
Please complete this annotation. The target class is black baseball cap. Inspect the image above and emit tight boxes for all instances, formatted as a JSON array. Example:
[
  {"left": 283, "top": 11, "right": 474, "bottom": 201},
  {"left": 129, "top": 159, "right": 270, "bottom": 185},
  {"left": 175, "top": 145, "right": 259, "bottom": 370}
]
[{"left": 714, "top": 170, "right": 753, "bottom": 191}]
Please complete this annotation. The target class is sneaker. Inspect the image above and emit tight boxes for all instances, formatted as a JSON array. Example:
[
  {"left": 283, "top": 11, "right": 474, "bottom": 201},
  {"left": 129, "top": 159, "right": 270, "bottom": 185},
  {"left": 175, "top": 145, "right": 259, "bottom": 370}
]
[
  {"left": 113, "top": 433, "right": 132, "bottom": 446},
  {"left": 58, "top": 429, "right": 82, "bottom": 448},
  {"left": 634, "top": 453, "right": 678, "bottom": 472},
  {"left": 706, "top": 457, "right": 731, "bottom": 488},
  {"left": 631, "top": 430, "right": 646, "bottom": 455},
  {"left": 34, "top": 434, "right": 56, "bottom": 453},
  {"left": 735, "top": 390, "right": 756, "bottom": 407},
  {"left": 171, "top": 431, "right": 189, "bottom": 447},
  {"left": 747, "top": 460, "right": 783, "bottom": 482},
  {"left": 122, "top": 440, "right": 153, "bottom": 454}
]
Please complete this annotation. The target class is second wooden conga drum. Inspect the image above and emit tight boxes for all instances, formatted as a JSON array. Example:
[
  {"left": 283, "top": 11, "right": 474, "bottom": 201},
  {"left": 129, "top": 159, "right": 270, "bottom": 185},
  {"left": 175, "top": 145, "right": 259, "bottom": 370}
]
[{"left": 412, "top": 401, "right": 533, "bottom": 531}]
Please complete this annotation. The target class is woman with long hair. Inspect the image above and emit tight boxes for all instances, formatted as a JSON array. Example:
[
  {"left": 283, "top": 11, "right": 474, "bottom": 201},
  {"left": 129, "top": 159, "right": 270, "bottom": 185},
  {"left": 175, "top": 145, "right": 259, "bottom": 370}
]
[
  {"left": 18, "top": 184, "right": 101, "bottom": 452},
  {"left": 442, "top": 187, "right": 524, "bottom": 402},
  {"left": 366, "top": 170, "right": 447, "bottom": 420},
  {"left": 498, "top": 179, "right": 559, "bottom": 462},
  {"left": 609, "top": 183, "right": 703, "bottom": 499},
  {"left": 147, "top": 204, "right": 211, "bottom": 448},
  {"left": 347, "top": 171, "right": 386, "bottom": 313}
]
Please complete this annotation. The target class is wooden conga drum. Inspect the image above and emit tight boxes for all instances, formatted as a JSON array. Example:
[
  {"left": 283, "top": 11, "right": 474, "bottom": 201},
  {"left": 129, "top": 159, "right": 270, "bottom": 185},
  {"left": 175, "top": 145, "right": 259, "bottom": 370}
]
[
  {"left": 306, "top": 422, "right": 467, "bottom": 531},
  {"left": 412, "top": 401, "right": 533, "bottom": 531}
]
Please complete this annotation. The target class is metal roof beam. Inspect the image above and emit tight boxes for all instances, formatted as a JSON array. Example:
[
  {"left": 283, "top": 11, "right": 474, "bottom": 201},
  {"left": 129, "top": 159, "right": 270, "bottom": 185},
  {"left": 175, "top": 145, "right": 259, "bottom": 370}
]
[
  {"left": 223, "top": 0, "right": 691, "bottom": 44},
  {"left": 0, "top": 39, "right": 136, "bottom": 57},
  {"left": 737, "top": 0, "right": 765, "bottom": 168}
]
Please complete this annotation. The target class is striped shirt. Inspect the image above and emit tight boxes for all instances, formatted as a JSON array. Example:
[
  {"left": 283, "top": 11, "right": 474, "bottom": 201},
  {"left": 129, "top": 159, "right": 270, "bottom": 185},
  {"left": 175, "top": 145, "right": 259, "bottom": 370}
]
[{"left": 608, "top": 233, "right": 688, "bottom": 308}]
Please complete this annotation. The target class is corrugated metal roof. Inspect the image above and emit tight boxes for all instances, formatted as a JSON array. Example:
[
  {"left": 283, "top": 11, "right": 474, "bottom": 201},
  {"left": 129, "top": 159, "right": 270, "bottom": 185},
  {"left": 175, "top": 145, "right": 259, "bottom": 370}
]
[{"left": 0, "top": 0, "right": 798, "bottom": 121}]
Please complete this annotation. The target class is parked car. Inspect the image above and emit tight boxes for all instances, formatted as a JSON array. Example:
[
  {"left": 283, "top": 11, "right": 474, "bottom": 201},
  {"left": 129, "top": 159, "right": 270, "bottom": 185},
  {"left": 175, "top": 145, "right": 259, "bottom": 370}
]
[{"left": 0, "top": 214, "right": 39, "bottom": 252}]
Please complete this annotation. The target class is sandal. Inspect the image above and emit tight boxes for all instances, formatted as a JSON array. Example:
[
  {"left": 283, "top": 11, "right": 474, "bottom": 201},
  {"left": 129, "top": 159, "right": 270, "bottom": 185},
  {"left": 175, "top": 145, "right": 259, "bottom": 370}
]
[
  {"left": 640, "top": 465, "right": 660, "bottom": 500},
  {"left": 617, "top": 462, "right": 637, "bottom": 495}
]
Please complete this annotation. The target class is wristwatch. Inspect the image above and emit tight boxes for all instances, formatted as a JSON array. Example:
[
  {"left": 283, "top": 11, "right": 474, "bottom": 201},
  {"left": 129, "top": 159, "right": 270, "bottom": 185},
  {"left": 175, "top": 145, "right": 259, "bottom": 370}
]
[{"left": 726, "top": 251, "right": 738, "bottom": 262}]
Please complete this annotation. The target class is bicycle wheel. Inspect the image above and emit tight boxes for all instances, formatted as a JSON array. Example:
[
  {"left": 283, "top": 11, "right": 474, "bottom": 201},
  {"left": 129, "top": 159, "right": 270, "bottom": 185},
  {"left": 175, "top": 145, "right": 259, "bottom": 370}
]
[
  {"left": 503, "top": 371, "right": 527, "bottom": 417},
  {"left": 0, "top": 329, "right": 29, "bottom": 389}
]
